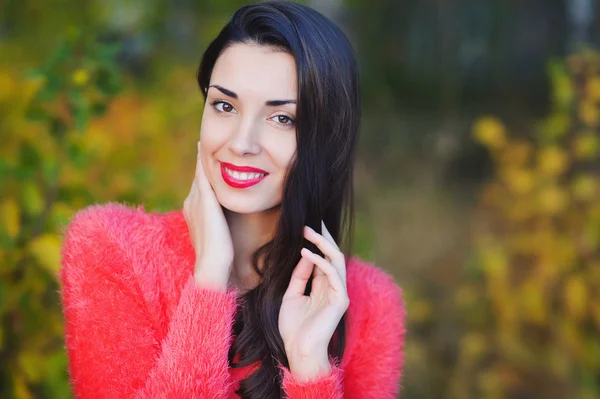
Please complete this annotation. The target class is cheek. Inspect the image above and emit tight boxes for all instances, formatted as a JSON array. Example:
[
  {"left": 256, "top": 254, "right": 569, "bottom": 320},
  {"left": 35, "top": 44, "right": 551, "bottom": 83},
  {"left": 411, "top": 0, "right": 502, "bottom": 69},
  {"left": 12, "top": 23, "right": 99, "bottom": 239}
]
[
  {"left": 200, "top": 117, "right": 230, "bottom": 157},
  {"left": 266, "top": 134, "right": 296, "bottom": 173},
  {"left": 280, "top": 148, "right": 296, "bottom": 175}
]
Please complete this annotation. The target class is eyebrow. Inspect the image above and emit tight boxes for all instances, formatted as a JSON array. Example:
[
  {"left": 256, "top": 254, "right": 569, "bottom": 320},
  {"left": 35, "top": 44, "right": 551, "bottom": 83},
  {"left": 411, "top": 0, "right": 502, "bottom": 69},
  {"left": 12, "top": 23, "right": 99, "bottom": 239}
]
[{"left": 208, "top": 84, "right": 296, "bottom": 106}]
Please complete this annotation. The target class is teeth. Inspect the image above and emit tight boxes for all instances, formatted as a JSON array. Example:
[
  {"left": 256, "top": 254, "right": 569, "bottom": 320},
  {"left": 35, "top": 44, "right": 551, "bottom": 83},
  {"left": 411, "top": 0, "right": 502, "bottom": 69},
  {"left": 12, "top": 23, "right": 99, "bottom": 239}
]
[{"left": 226, "top": 168, "right": 265, "bottom": 181}]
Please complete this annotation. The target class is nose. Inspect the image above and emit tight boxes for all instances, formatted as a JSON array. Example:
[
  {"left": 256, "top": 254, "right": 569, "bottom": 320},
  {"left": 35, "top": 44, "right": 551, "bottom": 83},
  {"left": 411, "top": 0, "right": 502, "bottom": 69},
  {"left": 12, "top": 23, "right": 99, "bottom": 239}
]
[{"left": 228, "top": 117, "right": 261, "bottom": 157}]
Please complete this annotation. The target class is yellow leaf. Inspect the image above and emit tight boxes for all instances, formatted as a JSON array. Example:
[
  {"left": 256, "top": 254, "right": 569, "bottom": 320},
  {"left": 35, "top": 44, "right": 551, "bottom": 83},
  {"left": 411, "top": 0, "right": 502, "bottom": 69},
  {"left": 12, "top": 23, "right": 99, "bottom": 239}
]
[
  {"left": 72, "top": 68, "right": 89, "bottom": 86},
  {"left": 18, "top": 352, "right": 43, "bottom": 383},
  {"left": 481, "top": 246, "right": 508, "bottom": 279},
  {"left": 538, "top": 186, "right": 568, "bottom": 214},
  {"left": 579, "top": 101, "right": 600, "bottom": 126},
  {"left": 499, "top": 140, "right": 532, "bottom": 166},
  {"left": 502, "top": 168, "right": 535, "bottom": 195},
  {"left": 586, "top": 76, "right": 600, "bottom": 100},
  {"left": 564, "top": 275, "right": 587, "bottom": 321},
  {"left": 573, "top": 133, "right": 600, "bottom": 160},
  {"left": 472, "top": 116, "right": 507, "bottom": 149},
  {"left": 583, "top": 220, "right": 599, "bottom": 253},
  {"left": 0, "top": 198, "right": 20, "bottom": 238},
  {"left": 86, "top": 123, "right": 114, "bottom": 159},
  {"left": 0, "top": 70, "right": 16, "bottom": 103},
  {"left": 537, "top": 146, "right": 570, "bottom": 177},
  {"left": 519, "top": 280, "right": 546, "bottom": 324},
  {"left": 504, "top": 198, "right": 534, "bottom": 222},
  {"left": 551, "top": 237, "right": 577, "bottom": 271},
  {"left": 461, "top": 332, "right": 486, "bottom": 361},
  {"left": 554, "top": 74, "right": 574, "bottom": 107},
  {"left": 22, "top": 75, "right": 46, "bottom": 106},
  {"left": 542, "top": 113, "right": 571, "bottom": 139},
  {"left": 28, "top": 234, "right": 62, "bottom": 276},
  {"left": 571, "top": 175, "right": 598, "bottom": 201},
  {"left": 12, "top": 372, "right": 33, "bottom": 399},
  {"left": 21, "top": 182, "right": 44, "bottom": 217}
]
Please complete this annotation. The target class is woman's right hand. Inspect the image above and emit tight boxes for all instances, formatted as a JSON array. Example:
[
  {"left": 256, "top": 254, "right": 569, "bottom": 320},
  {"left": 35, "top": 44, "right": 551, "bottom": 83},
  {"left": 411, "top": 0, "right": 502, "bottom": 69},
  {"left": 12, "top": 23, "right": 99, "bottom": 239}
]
[{"left": 183, "top": 141, "right": 234, "bottom": 291}]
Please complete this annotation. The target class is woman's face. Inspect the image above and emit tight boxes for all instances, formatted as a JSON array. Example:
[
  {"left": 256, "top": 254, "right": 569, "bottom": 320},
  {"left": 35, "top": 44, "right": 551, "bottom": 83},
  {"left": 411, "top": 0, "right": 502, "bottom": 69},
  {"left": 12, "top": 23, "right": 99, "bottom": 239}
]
[{"left": 200, "top": 43, "right": 298, "bottom": 214}]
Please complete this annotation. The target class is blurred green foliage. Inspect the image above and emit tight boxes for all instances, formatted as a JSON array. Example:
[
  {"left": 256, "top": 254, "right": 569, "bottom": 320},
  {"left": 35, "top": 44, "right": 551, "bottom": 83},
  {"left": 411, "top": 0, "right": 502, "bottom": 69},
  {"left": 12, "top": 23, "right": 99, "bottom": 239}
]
[
  {"left": 0, "top": 30, "right": 124, "bottom": 398},
  {"left": 457, "top": 48, "right": 600, "bottom": 398}
]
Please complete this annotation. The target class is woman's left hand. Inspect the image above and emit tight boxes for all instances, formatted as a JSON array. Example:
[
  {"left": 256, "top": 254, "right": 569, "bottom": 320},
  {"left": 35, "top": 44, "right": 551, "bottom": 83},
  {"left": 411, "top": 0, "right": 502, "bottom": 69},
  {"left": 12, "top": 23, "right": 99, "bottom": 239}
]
[{"left": 279, "top": 221, "right": 349, "bottom": 379}]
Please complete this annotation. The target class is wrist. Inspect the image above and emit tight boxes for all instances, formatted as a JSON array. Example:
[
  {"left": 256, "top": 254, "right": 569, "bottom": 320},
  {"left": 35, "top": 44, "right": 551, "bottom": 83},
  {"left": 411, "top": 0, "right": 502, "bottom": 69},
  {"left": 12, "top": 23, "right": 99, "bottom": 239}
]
[
  {"left": 193, "top": 267, "right": 228, "bottom": 292},
  {"left": 287, "top": 350, "right": 331, "bottom": 382}
]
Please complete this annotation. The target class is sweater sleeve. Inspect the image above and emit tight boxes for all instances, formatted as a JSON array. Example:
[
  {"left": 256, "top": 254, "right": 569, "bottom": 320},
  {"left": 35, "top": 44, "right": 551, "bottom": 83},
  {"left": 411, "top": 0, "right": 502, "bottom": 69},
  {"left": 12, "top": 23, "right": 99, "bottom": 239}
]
[
  {"left": 278, "top": 262, "right": 406, "bottom": 399},
  {"left": 278, "top": 360, "right": 344, "bottom": 399},
  {"left": 58, "top": 207, "right": 238, "bottom": 399}
]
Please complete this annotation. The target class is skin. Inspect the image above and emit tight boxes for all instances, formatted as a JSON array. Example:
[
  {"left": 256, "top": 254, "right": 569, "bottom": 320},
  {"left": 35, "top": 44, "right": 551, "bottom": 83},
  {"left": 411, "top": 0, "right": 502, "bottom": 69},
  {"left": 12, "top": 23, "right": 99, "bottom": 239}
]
[
  {"left": 183, "top": 42, "right": 349, "bottom": 382},
  {"left": 199, "top": 43, "right": 297, "bottom": 293}
]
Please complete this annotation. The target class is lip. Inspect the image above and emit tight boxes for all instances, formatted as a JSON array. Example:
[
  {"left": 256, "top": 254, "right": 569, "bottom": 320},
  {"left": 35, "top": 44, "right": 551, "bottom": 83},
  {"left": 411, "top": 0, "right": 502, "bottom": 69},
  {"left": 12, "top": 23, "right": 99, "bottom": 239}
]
[
  {"left": 220, "top": 162, "right": 269, "bottom": 188},
  {"left": 220, "top": 162, "right": 268, "bottom": 174}
]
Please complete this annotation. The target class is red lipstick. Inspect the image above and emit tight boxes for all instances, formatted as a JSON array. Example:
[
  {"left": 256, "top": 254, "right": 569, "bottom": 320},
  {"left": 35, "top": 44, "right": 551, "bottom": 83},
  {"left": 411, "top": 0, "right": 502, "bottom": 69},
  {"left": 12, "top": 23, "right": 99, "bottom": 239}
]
[{"left": 220, "top": 162, "right": 269, "bottom": 188}]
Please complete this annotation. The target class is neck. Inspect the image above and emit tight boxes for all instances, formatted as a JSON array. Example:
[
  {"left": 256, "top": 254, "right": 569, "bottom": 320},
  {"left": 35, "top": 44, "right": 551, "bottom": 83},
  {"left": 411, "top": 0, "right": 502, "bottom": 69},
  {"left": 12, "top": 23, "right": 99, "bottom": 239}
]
[{"left": 224, "top": 206, "right": 280, "bottom": 293}]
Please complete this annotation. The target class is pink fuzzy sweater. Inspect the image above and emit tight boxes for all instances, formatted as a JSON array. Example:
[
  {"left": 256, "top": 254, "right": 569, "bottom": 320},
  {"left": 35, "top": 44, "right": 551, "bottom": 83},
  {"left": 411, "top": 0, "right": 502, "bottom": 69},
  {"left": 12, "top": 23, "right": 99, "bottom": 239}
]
[{"left": 58, "top": 202, "right": 406, "bottom": 398}]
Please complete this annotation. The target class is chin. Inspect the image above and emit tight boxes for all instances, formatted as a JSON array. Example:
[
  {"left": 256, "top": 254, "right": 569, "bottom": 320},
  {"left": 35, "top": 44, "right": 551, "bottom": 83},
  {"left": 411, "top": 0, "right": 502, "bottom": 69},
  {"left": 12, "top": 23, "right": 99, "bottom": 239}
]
[{"left": 215, "top": 191, "right": 280, "bottom": 214}]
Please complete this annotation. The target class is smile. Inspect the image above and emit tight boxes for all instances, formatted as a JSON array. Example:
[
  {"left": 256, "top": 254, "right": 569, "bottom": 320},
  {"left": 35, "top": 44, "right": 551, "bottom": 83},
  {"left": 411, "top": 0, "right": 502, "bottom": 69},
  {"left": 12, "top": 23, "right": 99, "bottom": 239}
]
[{"left": 220, "top": 162, "right": 269, "bottom": 188}]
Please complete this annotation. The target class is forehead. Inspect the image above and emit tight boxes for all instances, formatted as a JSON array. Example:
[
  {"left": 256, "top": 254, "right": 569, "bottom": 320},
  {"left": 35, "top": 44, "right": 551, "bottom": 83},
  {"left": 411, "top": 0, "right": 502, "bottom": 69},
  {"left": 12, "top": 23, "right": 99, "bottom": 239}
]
[{"left": 211, "top": 43, "right": 297, "bottom": 99}]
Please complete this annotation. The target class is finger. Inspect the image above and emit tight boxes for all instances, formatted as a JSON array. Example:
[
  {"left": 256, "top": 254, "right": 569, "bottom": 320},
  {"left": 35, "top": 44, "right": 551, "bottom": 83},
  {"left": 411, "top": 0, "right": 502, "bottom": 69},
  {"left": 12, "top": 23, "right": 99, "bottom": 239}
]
[
  {"left": 196, "top": 142, "right": 209, "bottom": 182},
  {"left": 195, "top": 141, "right": 202, "bottom": 174},
  {"left": 304, "top": 226, "right": 338, "bottom": 260},
  {"left": 283, "top": 256, "right": 315, "bottom": 298},
  {"left": 195, "top": 142, "right": 216, "bottom": 199},
  {"left": 300, "top": 248, "right": 346, "bottom": 293},
  {"left": 196, "top": 143, "right": 208, "bottom": 182},
  {"left": 189, "top": 176, "right": 198, "bottom": 195},
  {"left": 184, "top": 177, "right": 197, "bottom": 206},
  {"left": 321, "top": 220, "right": 339, "bottom": 250},
  {"left": 312, "top": 260, "right": 326, "bottom": 277},
  {"left": 321, "top": 220, "right": 346, "bottom": 280},
  {"left": 304, "top": 225, "right": 345, "bottom": 276}
]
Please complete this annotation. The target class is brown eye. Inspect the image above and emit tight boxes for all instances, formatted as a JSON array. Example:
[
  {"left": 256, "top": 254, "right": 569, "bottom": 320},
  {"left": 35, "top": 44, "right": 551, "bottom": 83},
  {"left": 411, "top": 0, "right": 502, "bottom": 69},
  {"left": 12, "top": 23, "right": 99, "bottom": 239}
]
[
  {"left": 211, "top": 100, "right": 235, "bottom": 113},
  {"left": 274, "top": 115, "right": 295, "bottom": 126}
]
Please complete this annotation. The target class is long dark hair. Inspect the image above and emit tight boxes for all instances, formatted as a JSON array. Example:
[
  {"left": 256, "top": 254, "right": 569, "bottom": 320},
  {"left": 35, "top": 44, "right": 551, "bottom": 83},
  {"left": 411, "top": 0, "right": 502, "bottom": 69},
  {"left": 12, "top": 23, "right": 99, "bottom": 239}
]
[{"left": 196, "top": 1, "right": 360, "bottom": 398}]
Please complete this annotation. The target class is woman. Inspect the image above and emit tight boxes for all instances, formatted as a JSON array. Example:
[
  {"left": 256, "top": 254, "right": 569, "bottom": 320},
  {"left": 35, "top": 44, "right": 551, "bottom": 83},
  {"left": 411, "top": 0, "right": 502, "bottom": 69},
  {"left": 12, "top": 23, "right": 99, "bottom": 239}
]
[{"left": 59, "top": 1, "right": 406, "bottom": 398}]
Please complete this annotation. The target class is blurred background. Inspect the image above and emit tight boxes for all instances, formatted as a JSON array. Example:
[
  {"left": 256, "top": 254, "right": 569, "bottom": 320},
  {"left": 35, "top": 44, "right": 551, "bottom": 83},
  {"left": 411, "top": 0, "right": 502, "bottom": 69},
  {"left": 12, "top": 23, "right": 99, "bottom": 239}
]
[{"left": 1, "top": 0, "right": 599, "bottom": 398}]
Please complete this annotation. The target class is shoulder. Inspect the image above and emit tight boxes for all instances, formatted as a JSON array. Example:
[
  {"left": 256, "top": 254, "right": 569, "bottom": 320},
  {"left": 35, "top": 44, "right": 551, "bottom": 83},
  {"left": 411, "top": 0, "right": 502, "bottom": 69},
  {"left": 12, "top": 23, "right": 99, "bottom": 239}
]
[
  {"left": 61, "top": 201, "right": 163, "bottom": 238},
  {"left": 341, "top": 256, "right": 407, "bottom": 395},
  {"left": 346, "top": 255, "right": 406, "bottom": 314},
  {"left": 343, "top": 256, "right": 407, "bottom": 359},
  {"left": 59, "top": 202, "right": 174, "bottom": 279},
  {"left": 60, "top": 202, "right": 154, "bottom": 254}
]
